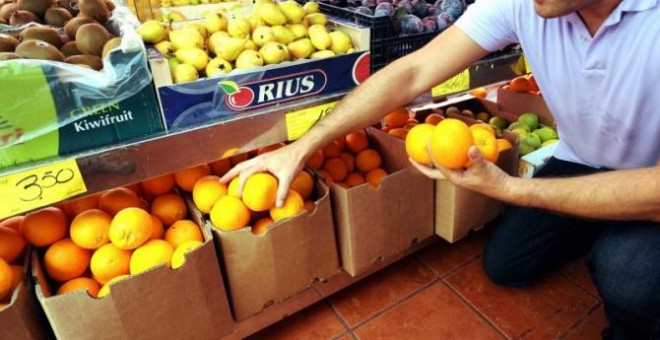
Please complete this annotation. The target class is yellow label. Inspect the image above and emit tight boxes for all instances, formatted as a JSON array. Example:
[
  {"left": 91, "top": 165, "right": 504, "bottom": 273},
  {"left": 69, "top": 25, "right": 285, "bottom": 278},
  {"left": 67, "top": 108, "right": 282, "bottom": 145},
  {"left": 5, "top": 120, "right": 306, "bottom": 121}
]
[
  {"left": 0, "top": 159, "right": 87, "bottom": 219},
  {"left": 523, "top": 54, "right": 532, "bottom": 74},
  {"left": 285, "top": 101, "right": 338, "bottom": 141},
  {"left": 432, "top": 69, "right": 470, "bottom": 97}
]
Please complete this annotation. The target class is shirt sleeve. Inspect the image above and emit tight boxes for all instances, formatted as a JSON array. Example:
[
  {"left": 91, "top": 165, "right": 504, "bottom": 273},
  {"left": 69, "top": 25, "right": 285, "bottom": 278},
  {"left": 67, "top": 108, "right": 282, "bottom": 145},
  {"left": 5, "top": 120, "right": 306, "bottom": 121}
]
[{"left": 454, "top": 0, "right": 521, "bottom": 52}]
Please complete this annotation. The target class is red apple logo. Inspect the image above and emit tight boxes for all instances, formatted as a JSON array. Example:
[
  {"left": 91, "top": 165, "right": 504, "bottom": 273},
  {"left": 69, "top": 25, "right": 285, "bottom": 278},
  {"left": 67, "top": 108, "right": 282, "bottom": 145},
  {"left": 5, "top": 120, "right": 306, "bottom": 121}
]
[{"left": 219, "top": 81, "right": 255, "bottom": 109}]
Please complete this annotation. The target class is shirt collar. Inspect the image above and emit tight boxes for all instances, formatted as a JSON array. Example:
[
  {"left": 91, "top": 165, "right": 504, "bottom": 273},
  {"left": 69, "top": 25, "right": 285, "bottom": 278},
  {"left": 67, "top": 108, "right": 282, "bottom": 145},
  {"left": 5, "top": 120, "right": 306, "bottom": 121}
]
[{"left": 564, "top": 0, "right": 657, "bottom": 28}]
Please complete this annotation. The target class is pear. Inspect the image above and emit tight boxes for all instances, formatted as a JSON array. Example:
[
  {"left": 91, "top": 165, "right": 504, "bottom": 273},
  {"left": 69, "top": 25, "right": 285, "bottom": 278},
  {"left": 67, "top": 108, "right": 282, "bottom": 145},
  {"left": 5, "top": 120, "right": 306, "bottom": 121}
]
[
  {"left": 278, "top": 0, "right": 305, "bottom": 24},
  {"left": 310, "top": 49, "right": 335, "bottom": 59},
  {"left": 259, "top": 41, "right": 286, "bottom": 64},
  {"left": 259, "top": 3, "right": 286, "bottom": 26},
  {"left": 204, "top": 12, "right": 227, "bottom": 33},
  {"left": 287, "top": 38, "right": 314, "bottom": 59},
  {"left": 247, "top": 14, "right": 266, "bottom": 31},
  {"left": 155, "top": 40, "right": 174, "bottom": 57},
  {"left": 235, "top": 50, "right": 264, "bottom": 70},
  {"left": 251, "top": 26, "right": 275, "bottom": 47},
  {"left": 175, "top": 47, "right": 209, "bottom": 71},
  {"left": 167, "top": 10, "right": 186, "bottom": 22},
  {"left": 244, "top": 40, "right": 258, "bottom": 51},
  {"left": 209, "top": 36, "right": 245, "bottom": 61},
  {"left": 205, "top": 57, "right": 233, "bottom": 77},
  {"left": 169, "top": 29, "right": 204, "bottom": 50},
  {"left": 303, "top": 1, "right": 320, "bottom": 14},
  {"left": 346, "top": 47, "right": 356, "bottom": 54},
  {"left": 173, "top": 63, "right": 199, "bottom": 84},
  {"left": 167, "top": 57, "right": 181, "bottom": 74},
  {"left": 138, "top": 20, "right": 167, "bottom": 44},
  {"left": 287, "top": 24, "right": 307, "bottom": 39},
  {"left": 227, "top": 17, "right": 251, "bottom": 39},
  {"left": 184, "top": 22, "right": 208, "bottom": 39},
  {"left": 271, "top": 25, "right": 295, "bottom": 44},
  {"left": 308, "top": 24, "right": 330, "bottom": 50},
  {"left": 328, "top": 31, "right": 351, "bottom": 54},
  {"left": 281, "top": 45, "right": 291, "bottom": 61},
  {"left": 305, "top": 13, "right": 327, "bottom": 26}
]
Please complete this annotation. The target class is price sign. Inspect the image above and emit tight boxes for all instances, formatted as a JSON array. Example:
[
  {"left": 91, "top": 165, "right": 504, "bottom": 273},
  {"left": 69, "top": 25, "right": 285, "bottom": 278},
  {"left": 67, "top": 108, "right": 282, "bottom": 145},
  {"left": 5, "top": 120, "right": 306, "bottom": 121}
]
[
  {"left": 285, "top": 101, "right": 338, "bottom": 141},
  {"left": 432, "top": 69, "right": 470, "bottom": 97},
  {"left": 523, "top": 54, "right": 532, "bottom": 74},
  {"left": 0, "top": 159, "right": 87, "bottom": 219}
]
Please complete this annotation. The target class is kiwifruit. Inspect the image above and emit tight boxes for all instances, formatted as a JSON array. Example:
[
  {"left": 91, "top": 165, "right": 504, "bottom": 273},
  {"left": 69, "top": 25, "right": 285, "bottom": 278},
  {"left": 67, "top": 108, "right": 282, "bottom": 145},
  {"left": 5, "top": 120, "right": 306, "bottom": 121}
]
[
  {"left": 64, "top": 15, "right": 94, "bottom": 40},
  {"left": 60, "top": 40, "right": 80, "bottom": 56},
  {"left": 0, "top": 33, "right": 18, "bottom": 52},
  {"left": 100, "top": 35, "right": 118, "bottom": 58},
  {"left": 20, "top": 26, "right": 64, "bottom": 48},
  {"left": 16, "top": 0, "right": 51, "bottom": 17},
  {"left": 104, "top": 0, "right": 113, "bottom": 11},
  {"left": 75, "top": 22, "right": 109, "bottom": 56},
  {"left": 65, "top": 54, "right": 102, "bottom": 70},
  {"left": 9, "top": 10, "right": 40, "bottom": 25},
  {"left": 0, "top": 51, "right": 21, "bottom": 60},
  {"left": 79, "top": 0, "right": 109, "bottom": 23},
  {"left": 15, "top": 39, "right": 65, "bottom": 61},
  {"left": 0, "top": 3, "right": 16, "bottom": 20},
  {"left": 44, "top": 7, "right": 73, "bottom": 27},
  {"left": 57, "top": 0, "right": 78, "bottom": 16}
]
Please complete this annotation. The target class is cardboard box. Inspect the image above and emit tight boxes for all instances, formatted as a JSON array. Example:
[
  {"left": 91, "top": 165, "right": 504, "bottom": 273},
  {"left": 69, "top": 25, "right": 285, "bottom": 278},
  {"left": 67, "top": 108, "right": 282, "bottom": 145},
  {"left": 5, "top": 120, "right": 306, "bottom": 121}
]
[
  {"left": 331, "top": 128, "right": 435, "bottom": 276},
  {"left": 496, "top": 86, "right": 555, "bottom": 127},
  {"left": 149, "top": 21, "right": 370, "bottom": 131},
  {"left": 519, "top": 142, "right": 558, "bottom": 178},
  {"left": 210, "top": 180, "right": 340, "bottom": 321},
  {"left": 0, "top": 83, "right": 164, "bottom": 170},
  {"left": 32, "top": 213, "right": 234, "bottom": 340},
  {"left": 0, "top": 252, "right": 53, "bottom": 339}
]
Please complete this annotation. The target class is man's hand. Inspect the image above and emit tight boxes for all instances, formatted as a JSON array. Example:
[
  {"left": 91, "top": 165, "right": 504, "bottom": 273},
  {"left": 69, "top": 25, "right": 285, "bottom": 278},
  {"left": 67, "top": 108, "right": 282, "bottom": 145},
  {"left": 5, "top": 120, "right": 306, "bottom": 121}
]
[{"left": 220, "top": 143, "right": 306, "bottom": 207}]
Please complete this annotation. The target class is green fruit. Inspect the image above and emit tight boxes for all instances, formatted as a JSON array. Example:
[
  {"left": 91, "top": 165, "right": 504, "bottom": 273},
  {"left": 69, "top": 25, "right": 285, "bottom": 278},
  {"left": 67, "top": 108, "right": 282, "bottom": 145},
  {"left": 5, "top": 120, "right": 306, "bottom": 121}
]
[
  {"left": 517, "top": 112, "right": 539, "bottom": 131},
  {"left": 541, "top": 139, "right": 559, "bottom": 147},
  {"left": 488, "top": 116, "right": 507, "bottom": 130},
  {"left": 511, "top": 128, "right": 529, "bottom": 138},
  {"left": 507, "top": 122, "right": 531, "bottom": 132},
  {"left": 521, "top": 132, "right": 542, "bottom": 149},
  {"left": 532, "top": 126, "right": 558, "bottom": 143},
  {"left": 518, "top": 143, "right": 536, "bottom": 156}
]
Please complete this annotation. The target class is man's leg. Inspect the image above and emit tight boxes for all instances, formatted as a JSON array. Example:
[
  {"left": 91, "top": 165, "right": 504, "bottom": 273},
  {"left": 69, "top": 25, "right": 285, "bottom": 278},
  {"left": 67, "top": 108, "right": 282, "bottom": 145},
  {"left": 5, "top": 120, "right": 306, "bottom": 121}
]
[
  {"left": 482, "top": 158, "right": 606, "bottom": 287},
  {"left": 588, "top": 222, "right": 660, "bottom": 340}
]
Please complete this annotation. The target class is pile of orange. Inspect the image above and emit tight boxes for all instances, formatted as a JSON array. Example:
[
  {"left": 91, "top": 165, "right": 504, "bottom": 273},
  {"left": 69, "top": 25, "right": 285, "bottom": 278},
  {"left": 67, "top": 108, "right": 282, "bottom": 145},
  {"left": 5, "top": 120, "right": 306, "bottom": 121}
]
[
  {"left": 0, "top": 216, "right": 27, "bottom": 308},
  {"left": 503, "top": 74, "right": 540, "bottom": 94}
]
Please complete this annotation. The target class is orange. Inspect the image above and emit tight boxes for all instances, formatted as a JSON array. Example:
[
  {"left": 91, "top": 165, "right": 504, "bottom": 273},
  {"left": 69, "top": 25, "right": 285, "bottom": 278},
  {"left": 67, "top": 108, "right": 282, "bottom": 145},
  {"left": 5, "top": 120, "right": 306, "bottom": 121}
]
[
  {"left": 496, "top": 138, "right": 513, "bottom": 152},
  {"left": 210, "top": 195, "right": 251, "bottom": 231},
  {"left": 306, "top": 150, "right": 324, "bottom": 169},
  {"left": 424, "top": 113, "right": 444, "bottom": 126},
  {"left": 242, "top": 173, "right": 279, "bottom": 211},
  {"left": 90, "top": 243, "right": 132, "bottom": 285},
  {"left": 404, "top": 123, "right": 417, "bottom": 130},
  {"left": 230, "top": 153, "right": 249, "bottom": 166},
  {"left": 476, "top": 111, "right": 490, "bottom": 122},
  {"left": 174, "top": 164, "right": 211, "bottom": 192},
  {"left": 430, "top": 118, "right": 474, "bottom": 169},
  {"left": 97, "top": 274, "right": 129, "bottom": 298},
  {"left": 509, "top": 76, "right": 529, "bottom": 93},
  {"left": 171, "top": 240, "right": 203, "bottom": 269},
  {"left": 321, "top": 140, "right": 342, "bottom": 158},
  {"left": 44, "top": 238, "right": 91, "bottom": 282},
  {"left": 257, "top": 143, "right": 284, "bottom": 155},
  {"left": 99, "top": 188, "right": 146, "bottom": 216},
  {"left": 304, "top": 201, "right": 315, "bottom": 213},
  {"left": 471, "top": 87, "right": 488, "bottom": 99},
  {"left": 123, "top": 183, "right": 144, "bottom": 196},
  {"left": 70, "top": 209, "right": 111, "bottom": 250},
  {"left": 322, "top": 158, "right": 348, "bottom": 182},
  {"left": 527, "top": 74, "right": 539, "bottom": 92},
  {"left": 469, "top": 123, "right": 496, "bottom": 136},
  {"left": 405, "top": 123, "right": 435, "bottom": 166},
  {"left": 60, "top": 194, "right": 100, "bottom": 219},
  {"left": 150, "top": 215, "right": 164, "bottom": 240},
  {"left": 0, "top": 226, "right": 25, "bottom": 263},
  {"left": 227, "top": 177, "right": 241, "bottom": 197},
  {"left": 291, "top": 171, "right": 314, "bottom": 200},
  {"left": 192, "top": 175, "right": 228, "bottom": 213},
  {"left": 57, "top": 277, "right": 100, "bottom": 298},
  {"left": 384, "top": 108, "right": 410, "bottom": 128},
  {"left": 388, "top": 128, "right": 409, "bottom": 140},
  {"left": 10, "top": 265, "right": 22, "bottom": 289},
  {"left": 269, "top": 190, "right": 304, "bottom": 222},
  {"left": 129, "top": 239, "right": 174, "bottom": 274},
  {"left": 0, "top": 216, "right": 23, "bottom": 233},
  {"left": 109, "top": 207, "right": 153, "bottom": 250},
  {"left": 141, "top": 174, "right": 176, "bottom": 196},
  {"left": 355, "top": 149, "right": 382, "bottom": 172},
  {"left": 344, "top": 172, "right": 365, "bottom": 187},
  {"left": 21, "top": 207, "right": 68, "bottom": 248},
  {"left": 366, "top": 168, "right": 388, "bottom": 187},
  {"left": 0, "top": 259, "right": 13, "bottom": 301},
  {"left": 345, "top": 131, "right": 369, "bottom": 153},
  {"left": 339, "top": 152, "right": 355, "bottom": 172},
  {"left": 469, "top": 128, "right": 499, "bottom": 165},
  {"left": 164, "top": 220, "right": 203, "bottom": 248},
  {"left": 335, "top": 136, "right": 346, "bottom": 151},
  {"left": 251, "top": 217, "right": 273, "bottom": 236},
  {"left": 317, "top": 170, "right": 333, "bottom": 188},
  {"left": 208, "top": 158, "right": 231, "bottom": 177},
  {"left": 381, "top": 126, "right": 392, "bottom": 133},
  {"left": 150, "top": 194, "right": 188, "bottom": 226}
]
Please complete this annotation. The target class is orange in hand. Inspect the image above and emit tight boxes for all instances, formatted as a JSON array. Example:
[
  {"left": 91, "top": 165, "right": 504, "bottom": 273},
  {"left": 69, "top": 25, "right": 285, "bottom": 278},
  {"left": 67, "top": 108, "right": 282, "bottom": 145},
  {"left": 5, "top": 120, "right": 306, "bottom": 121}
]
[
  {"left": 430, "top": 118, "right": 473, "bottom": 169},
  {"left": 469, "top": 128, "right": 500, "bottom": 165},
  {"left": 405, "top": 123, "right": 434, "bottom": 166}
]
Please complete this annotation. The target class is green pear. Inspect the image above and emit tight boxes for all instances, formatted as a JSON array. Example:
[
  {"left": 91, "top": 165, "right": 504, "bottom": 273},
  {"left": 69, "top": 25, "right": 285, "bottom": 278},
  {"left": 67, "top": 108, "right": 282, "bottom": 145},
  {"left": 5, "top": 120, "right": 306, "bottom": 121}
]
[
  {"left": 167, "top": 57, "right": 181, "bottom": 74},
  {"left": 541, "top": 139, "right": 559, "bottom": 147},
  {"left": 251, "top": 26, "right": 276, "bottom": 47},
  {"left": 174, "top": 47, "right": 209, "bottom": 71},
  {"left": 155, "top": 41, "right": 174, "bottom": 57},
  {"left": 271, "top": 25, "right": 295, "bottom": 44},
  {"left": 489, "top": 116, "right": 508, "bottom": 130},
  {"left": 305, "top": 13, "right": 327, "bottom": 25},
  {"left": 521, "top": 132, "right": 542, "bottom": 149},
  {"left": 206, "top": 57, "right": 233, "bottom": 77},
  {"left": 310, "top": 49, "right": 335, "bottom": 59},
  {"left": 287, "top": 24, "right": 308, "bottom": 39},
  {"left": 518, "top": 112, "right": 539, "bottom": 131},
  {"left": 204, "top": 12, "right": 228, "bottom": 33},
  {"left": 308, "top": 24, "right": 330, "bottom": 50},
  {"left": 228, "top": 17, "right": 251, "bottom": 39},
  {"left": 532, "top": 126, "right": 558, "bottom": 142},
  {"left": 328, "top": 31, "right": 351, "bottom": 54},
  {"left": 173, "top": 63, "right": 199, "bottom": 84},
  {"left": 137, "top": 20, "right": 167, "bottom": 44},
  {"left": 169, "top": 29, "right": 204, "bottom": 50},
  {"left": 259, "top": 41, "right": 287, "bottom": 64},
  {"left": 209, "top": 36, "right": 245, "bottom": 61},
  {"left": 235, "top": 50, "right": 264, "bottom": 70},
  {"left": 507, "top": 121, "right": 531, "bottom": 132},
  {"left": 278, "top": 0, "right": 305, "bottom": 24},
  {"left": 303, "top": 1, "right": 320, "bottom": 14},
  {"left": 287, "top": 38, "right": 314, "bottom": 59},
  {"left": 259, "top": 3, "right": 287, "bottom": 26}
]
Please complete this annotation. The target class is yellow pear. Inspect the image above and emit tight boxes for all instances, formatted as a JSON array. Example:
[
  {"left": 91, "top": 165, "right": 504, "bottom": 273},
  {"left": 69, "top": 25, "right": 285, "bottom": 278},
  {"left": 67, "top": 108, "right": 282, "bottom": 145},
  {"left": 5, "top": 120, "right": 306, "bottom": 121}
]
[
  {"left": 244, "top": 40, "right": 258, "bottom": 51},
  {"left": 271, "top": 25, "right": 295, "bottom": 44},
  {"left": 228, "top": 17, "right": 251, "bottom": 39},
  {"left": 278, "top": 0, "right": 305, "bottom": 24},
  {"left": 167, "top": 11, "right": 187, "bottom": 22},
  {"left": 287, "top": 38, "right": 314, "bottom": 59},
  {"left": 154, "top": 40, "right": 174, "bottom": 57},
  {"left": 206, "top": 57, "right": 233, "bottom": 77},
  {"left": 247, "top": 14, "right": 266, "bottom": 31},
  {"left": 209, "top": 36, "right": 245, "bottom": 61},
  {"left": 174, "top": 47, "right": 209, "bottom": 71},
  {"left": 251, "top": 26, "right": 276, "bottom": 47},
  {"left": 235, "top": 50, "right": 264, "bottom": 70},
  {"left": 305, "top": 13, "right": 327, "bottom": 26},
  {"left": 308, "top": 24, "right": 330, "bottom": 50},
  {"left": 173, "top": 63, "right": 199, "bottom": 84},
  {"left": 137, "top": 20, "right": 167, "bottom": 43},
  {"left": 259, "top": 41, "right": 287, "bottom": 64},
  {"left": 282, "top": 45, "right": 291, "bottom": 61},
  {"left": 287, "top": 24, "right": 308, "bottom": 39},
  {"left": 169, "top": 29, "right": 205, "bottom": 50},
  {"left": 184, "top": 22, "right": 208, "bottom": 39},
  {"left": 259, "top": 3, "right": 287, "bottom": 26},
  {"left": 310, "top": 49, "right": 335, "bottom": 59},
  {"left": 303, "top": 1, "right": 320, "bottom": 14},
  {"left": 328, "top": 31, "right": 352, "bottom": 54},
  {"left": 204, "top": 12, "right": 228, "bottom": 33}
]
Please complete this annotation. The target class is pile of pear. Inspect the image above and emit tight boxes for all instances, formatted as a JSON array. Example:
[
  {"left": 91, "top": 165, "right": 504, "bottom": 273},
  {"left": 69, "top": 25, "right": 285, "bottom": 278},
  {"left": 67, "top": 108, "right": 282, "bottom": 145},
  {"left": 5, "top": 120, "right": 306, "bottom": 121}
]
[
  {"left": 0, "top": 0, "right": 121, "bottom": 71},
  {"left": 137, "top": 0, "right": 356, "bottom": 84},
  {"left": 160, "top": 0, "right": 227, "bottom": 9}
]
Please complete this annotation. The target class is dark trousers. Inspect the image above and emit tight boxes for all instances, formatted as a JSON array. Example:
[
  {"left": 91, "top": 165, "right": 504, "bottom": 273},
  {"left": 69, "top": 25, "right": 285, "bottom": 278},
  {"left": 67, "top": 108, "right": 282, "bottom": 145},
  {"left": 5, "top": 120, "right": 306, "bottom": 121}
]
[{"left": 483, "top": 158, "right": 660, "bottom": 339}]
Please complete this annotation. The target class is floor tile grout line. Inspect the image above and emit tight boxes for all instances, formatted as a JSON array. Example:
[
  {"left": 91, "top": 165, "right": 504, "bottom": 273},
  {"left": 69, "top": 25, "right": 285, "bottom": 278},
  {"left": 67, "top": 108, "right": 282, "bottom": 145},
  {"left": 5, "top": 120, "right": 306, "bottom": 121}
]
[
  {"left": 561, "top": 301, "right": 604, "bottom": 339},
  {"left": 414, "top": 249, "right": 485, "bottom": 280},
  {"left": 325, "top": 298, "right": 353, "bottom": 337},
  {"left": 558, "top": 270, "right": 602, "bottom": 300}
]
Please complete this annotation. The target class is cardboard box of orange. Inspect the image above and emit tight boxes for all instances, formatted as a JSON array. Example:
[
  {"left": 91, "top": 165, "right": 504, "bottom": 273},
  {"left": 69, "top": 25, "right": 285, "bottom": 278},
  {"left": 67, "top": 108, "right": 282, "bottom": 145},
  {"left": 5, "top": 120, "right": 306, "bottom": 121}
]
[
  {"left": 412, "top": 97, "right": 519, "bottom": 243},
  {"left": 330, "top": 128, "right": 435, "bottom": 277},
  {"left": 209, "top": 179, "right": 340, "bottom": 321},
  {"left": 496, "top": 84, "right": 555, "bottom": 128},
  {"left": 31, "top": 201, "right": 234, "bottom": 340}
]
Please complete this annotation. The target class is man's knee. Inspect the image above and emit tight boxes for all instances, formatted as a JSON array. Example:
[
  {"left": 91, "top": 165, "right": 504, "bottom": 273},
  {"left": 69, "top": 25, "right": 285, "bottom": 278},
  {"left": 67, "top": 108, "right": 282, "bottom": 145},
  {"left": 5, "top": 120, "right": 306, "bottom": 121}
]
[{"left": 482, "top": 247, "right": 534, "bottom": 287}]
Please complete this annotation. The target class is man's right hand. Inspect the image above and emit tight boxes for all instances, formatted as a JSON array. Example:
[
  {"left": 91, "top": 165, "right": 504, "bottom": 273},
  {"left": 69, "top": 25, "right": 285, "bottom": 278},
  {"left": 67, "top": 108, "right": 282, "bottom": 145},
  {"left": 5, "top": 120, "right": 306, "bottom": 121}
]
[{"left": 220, "top": 143, "right": 308, "bottom": 208}]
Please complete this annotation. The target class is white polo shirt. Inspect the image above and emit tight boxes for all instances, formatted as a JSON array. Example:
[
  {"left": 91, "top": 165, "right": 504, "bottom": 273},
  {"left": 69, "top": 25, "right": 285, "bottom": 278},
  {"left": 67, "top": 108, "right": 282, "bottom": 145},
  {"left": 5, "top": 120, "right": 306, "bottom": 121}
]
[{"left": 455, "top": 0, "right": 660, "bottom": 169}]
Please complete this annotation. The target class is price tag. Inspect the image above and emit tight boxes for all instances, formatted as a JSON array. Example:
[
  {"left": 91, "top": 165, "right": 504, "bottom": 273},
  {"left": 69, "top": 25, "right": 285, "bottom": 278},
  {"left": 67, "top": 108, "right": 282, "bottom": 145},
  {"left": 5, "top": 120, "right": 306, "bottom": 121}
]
[
  {"left": 285, "top": 101, "right": 338, "bottom": 141},
  {"left": 523, "top": 54, "right": 532, "bottom": 74},
  {"left": 432, "top": 69, "right": 470, "bottom": 97},
  {"left": 0, "top": 159, "right": 87, "bottom": 219}
]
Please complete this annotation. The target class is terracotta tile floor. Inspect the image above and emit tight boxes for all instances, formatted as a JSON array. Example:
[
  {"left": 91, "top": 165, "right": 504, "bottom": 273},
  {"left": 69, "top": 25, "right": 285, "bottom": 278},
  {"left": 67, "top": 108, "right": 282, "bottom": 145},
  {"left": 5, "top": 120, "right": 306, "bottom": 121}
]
[{"left": 251, "top": 231, "right": 608, "bottom": 339}]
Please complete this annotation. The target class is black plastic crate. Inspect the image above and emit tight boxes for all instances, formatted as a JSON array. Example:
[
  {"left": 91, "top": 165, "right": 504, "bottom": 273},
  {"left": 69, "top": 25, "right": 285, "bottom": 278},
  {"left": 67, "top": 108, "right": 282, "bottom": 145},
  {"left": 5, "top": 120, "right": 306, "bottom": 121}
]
[{"left": 370, "top": 31, "right": 439, "bottom": 72}]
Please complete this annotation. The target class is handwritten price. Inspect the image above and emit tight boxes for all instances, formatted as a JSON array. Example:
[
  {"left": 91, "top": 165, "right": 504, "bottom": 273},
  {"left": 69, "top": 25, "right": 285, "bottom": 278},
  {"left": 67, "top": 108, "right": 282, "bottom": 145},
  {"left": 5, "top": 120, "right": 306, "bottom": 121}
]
[{"left": 16, "top": 167, "right": 76, "bottom": 202}]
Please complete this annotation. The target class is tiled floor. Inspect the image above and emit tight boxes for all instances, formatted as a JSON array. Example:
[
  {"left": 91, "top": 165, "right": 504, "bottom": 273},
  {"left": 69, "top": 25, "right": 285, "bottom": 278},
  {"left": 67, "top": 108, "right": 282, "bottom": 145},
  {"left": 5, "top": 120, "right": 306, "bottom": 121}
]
[{"left": 251, "top": 230, "right": 608, "bottom": 339}]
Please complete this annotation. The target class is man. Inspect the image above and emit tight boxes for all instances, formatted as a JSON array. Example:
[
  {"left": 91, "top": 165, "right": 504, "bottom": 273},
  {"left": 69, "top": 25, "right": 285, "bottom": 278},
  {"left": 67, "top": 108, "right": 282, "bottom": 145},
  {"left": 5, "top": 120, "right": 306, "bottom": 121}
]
[{"left": 222, "top": 0, "right": 660, "bottom": 338}]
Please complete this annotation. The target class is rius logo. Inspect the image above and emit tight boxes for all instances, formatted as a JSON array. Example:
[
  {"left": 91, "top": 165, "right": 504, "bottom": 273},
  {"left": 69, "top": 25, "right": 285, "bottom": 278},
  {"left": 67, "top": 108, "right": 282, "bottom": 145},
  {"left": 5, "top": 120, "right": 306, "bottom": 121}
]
[{"left": 218, "top": 70, "right": 328, "bottom": 111}]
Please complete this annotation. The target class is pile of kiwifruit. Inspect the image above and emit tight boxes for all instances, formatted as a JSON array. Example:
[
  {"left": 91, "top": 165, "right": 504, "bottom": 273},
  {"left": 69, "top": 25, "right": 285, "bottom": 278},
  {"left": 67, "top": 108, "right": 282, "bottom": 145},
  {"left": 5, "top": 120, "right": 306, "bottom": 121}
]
[{"left": 0, "top": 0, "right": 122, "bottom": 70}]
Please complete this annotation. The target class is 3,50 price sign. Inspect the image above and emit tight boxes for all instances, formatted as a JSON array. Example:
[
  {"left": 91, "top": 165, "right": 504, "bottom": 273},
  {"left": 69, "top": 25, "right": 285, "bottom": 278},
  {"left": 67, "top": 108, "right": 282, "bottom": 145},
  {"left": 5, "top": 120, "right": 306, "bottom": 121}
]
[{"left": 0, "top": 159, "right": 87, "bottom": 219}]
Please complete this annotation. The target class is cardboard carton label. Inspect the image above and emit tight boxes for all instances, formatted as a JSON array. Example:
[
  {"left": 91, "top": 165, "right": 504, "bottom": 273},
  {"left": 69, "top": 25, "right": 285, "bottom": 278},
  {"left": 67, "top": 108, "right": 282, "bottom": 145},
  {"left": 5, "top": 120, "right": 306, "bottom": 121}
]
[
  {"left": 285, "top": 100, "right": 338, "bottom": 141},
  {"left": 431, "top": 69, "right": 470, "bottom": 97}
]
